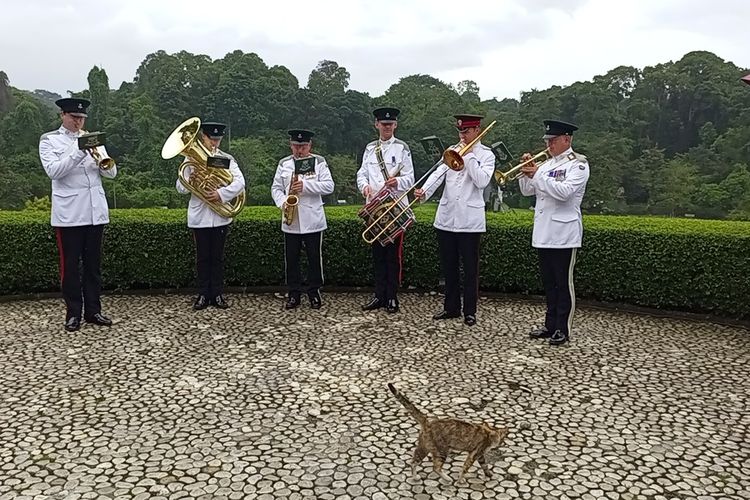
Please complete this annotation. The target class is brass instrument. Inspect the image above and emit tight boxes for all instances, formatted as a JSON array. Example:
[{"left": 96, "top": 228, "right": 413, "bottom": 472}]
[
  {"left": 161, "top": 117, "right": 245, "bottom": 219},
  {"left": 361, "top": 120, "right": 496, "bottom": 245},
  {"left": 494, "top": 148, "right": 550, "bottom": 185},
  {"left": 283, "top": 174, "right": 299, "bottom": 225},
  {"left": 79, "top": 131, "right": 115, "bottom": 170}
]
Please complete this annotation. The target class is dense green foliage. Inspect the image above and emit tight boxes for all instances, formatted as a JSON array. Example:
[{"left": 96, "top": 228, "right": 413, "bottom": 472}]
[
  {"left": 1, "top": 50, "right": 749, "bottom": 218},
  {"left": 1, "top": 208, "right": 748, "bottom": 318}
]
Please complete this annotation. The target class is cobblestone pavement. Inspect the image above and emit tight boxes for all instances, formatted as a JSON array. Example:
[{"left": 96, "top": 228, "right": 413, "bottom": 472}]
[{"left": 0, "top": 293, "right": 748, "bottom": 500}]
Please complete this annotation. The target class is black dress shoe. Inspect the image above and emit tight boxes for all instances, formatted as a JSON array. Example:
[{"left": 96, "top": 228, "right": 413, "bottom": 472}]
[
  {"left": 549, "top": 330, "right": 569, "bottom": 345},
  {"left": 64, "top": 317, "right": 81, "bottom": 332},
  {"left": 285, "top": 295, "right": 301, "bottom": 310},
  {"left": 464, "top": 315, "right": 476, "bottom": 326},
  {"left": 85, "top": 313, "right": 112, "bottom": 327},
  {"left": 193, "top": 295, "right": 209, "bottom": 311},
  {"left": 386, "top": 299, "right": 399, "bottom": 314},
  {"left": 361, "top": 298, "right": 384, "bottom": 311},
  {"left": 212, "top": 295, "right": 229, "bottom": 309},
  {"left": 309, "top": 292, "right": 322, "bottom": 310},
  {"left": 529, "top": 326, "right": 552, "bottom": 339},
  {"left": 433, "top": 310, "right": 460, "bottom": 320}
]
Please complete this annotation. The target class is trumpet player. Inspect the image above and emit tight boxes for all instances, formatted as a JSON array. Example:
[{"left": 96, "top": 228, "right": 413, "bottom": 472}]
[
  {"left": 414, "top": 114, "right": 495, "bottom": 327},
  {"left": 39, "top": 98, "right": 118, "bottom": 332},
  {"left": 519, "top": 119, "right": 589, "bottom": 346},
  {"left": 271, "top": 129, "right": 335, "bottom": 310},
  {"left": 357, "top": 107, "right": 415, "bottom": 314},
  {"left": 176, "top": 122, "right": 245, "bottom": 311}
]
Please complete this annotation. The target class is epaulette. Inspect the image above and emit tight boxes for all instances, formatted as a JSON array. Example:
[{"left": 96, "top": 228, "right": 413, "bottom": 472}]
[
  {"left": 365, "top": 140, "right": 378, "bottom": 150},
  {"left": 567, "top": 151, "right": 587, "bottom": 162},
  {"left": 393, "top": 138, "right": 411, "bottom": 152},
  {"left": 313, "top": 154, "right": 326, "bottom": 165},
  {"left": 278, "top": 154, "right": 293, "bottom": 166},
  {"left": 39, "top": 130, "right": 61, "bottom": 141},
  {"left": 477, "top": 143, "right": 491, "bottom": 151},
  {"left": 216, "top": 149, "right": 234, "bottom": 161}
]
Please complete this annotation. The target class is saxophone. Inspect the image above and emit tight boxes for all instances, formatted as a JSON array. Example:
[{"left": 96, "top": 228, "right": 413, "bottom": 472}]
[{"left": 283, "top": 174, "right": 299, "bottom": 225}]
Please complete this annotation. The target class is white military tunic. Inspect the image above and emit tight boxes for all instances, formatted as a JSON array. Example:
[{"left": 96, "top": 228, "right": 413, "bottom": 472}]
[
  {"left": 271, "top": 154, "right": 335, "bottom": 234},
  {"left": 39, "top": 126, "right": 118, "bottom": 226},
  {"left": 421, "top": 142, "right": 495, "bottom": 232},
  {"left": 518, "top": 147, "right": 590, "bottom": 248},
  {"left": 356, "top": 137, "right": 415, "bottom": 206},
  {"left": 175, "top": 150, "right": 246, "bottom": 228}
]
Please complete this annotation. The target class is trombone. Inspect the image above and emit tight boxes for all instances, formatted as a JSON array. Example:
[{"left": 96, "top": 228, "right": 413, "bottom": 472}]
[
  {"left": 361, "top": 120, "right": 497, "bottom": 245},
  {"left": 494, "top": 148, "right": 550, "bottom": 185}
]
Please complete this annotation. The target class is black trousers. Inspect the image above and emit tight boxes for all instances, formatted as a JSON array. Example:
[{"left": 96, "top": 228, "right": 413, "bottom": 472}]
[
  {"left": 538, "top": 248, "right": 578, "bottom": 334},
  {"left": 193, "top": 226, "right": 229, "bottom": 297},
  {"left": 55, "top": 225, "right": 105, "bottom": 320},
  {"left": 436, "top": 229, "right": 481, "bottom": 317},
  {"left": 371, "top": 233, "right": 404, "bottom": 301},
  {"left": 285, "top": 231, "right": 323, "bottom": 297}
]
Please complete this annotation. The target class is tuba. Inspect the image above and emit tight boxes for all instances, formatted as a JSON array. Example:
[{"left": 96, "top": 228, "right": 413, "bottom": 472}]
[
  {"left": 283, "top": 174, "right": 299, "bottom": 225},
  {"left": 161, "top": 117, "right": 245, "bottom": 219}
]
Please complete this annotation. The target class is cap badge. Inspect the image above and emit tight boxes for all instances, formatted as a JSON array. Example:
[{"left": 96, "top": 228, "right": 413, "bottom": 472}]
[{"left": 457, "top": 119, "right": 462, "bottom": 126}]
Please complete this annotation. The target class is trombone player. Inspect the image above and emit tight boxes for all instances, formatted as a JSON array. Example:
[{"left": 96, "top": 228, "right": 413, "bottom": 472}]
[
  {"left": 176, "top": 122, "right": 246, "bottom": 311},
  {"left": 39, "top": 98, "right": 118, "bottom": 332},
  {"left": 357, "top": 107, "right": 415, "bottom": 314},
  {"left": 414, "top": 114, "right": 495, "bottom": 326},
  {"left": 519, "top": 119, "right": 589, "bottom": 346},
  {"left": 271, "top": 129, "right": 335, "bottom": 310}
]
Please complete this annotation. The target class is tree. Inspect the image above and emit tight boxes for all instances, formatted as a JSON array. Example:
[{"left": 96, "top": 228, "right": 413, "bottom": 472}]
[
  {"left": 650, "top": 156, "right": 699, "bottom": 216},
  {"left": 307, "top": 60, "right": 350, "bottom": 97},
  {"left": 86, "top": 66, "right": 110, "bottom": 132},
  {"left": 0, "top": 71, "right": 11, "bottom": 114}
]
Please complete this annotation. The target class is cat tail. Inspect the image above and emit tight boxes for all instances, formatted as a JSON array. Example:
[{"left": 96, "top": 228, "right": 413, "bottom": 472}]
[{"left": 388, "top": 383, "right": 428, "bottom": 428}]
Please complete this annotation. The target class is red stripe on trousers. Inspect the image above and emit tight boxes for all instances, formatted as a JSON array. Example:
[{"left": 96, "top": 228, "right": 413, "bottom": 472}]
[{"left": 55, "top": 227, "right": 65, "bottom": 283}]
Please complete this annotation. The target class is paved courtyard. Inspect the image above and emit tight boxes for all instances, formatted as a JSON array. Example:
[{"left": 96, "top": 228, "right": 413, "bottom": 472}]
[{"left": 0, "top": 293, "right": 748, "bottom": 500}]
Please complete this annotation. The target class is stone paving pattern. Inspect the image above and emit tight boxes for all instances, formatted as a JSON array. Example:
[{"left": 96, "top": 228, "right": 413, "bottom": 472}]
[{"left": 0, "top": 293, "right": 748, "bottom": 500}]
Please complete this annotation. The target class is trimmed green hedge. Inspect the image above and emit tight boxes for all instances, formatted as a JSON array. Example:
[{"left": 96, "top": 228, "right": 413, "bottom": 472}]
[{"left": 1, "top": 207, "right": 749, "bottom": 318}]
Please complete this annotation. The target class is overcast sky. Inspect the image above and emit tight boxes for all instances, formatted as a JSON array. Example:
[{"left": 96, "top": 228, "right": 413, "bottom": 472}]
[{"left": 2, "top": 0, "right": 748, "bottom": 101}]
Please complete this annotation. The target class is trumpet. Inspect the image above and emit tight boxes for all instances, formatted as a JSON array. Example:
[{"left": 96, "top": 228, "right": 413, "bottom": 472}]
[
  {"left": 361, "top": 120, "right": 496, "bottom": 245},
  {"left": 283, "top": 174, "right": 299, "bottom": 225},
  {"left": 494, "top": 148, "right": 550, "bottom": 185}
]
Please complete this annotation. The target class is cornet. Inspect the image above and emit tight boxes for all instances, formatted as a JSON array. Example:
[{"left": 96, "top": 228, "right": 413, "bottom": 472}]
[
  {"left": 78, "top": 131, "right": 115, "bottom": 170},
  {"left": 494, "top": 148, "right": 550, "bottom": 185}
]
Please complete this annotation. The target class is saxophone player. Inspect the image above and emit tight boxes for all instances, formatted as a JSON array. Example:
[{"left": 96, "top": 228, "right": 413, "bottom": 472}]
[
  {"left": 39, "top": 98, "right": 118, "bottom": 332},
  {"left": 271, "top": 129, "right": 335, "bottom": 310},
  {"left": 356, "top": 107, "right": 414, "bottom": 313},
  {"left": 176, "top": 122, "right": 246, "bottom": 311}
]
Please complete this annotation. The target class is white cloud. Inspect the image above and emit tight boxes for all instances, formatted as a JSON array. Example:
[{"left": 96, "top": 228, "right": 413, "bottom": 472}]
[{"left": 1, "top": 0, "right": 747, "bottom": 100}]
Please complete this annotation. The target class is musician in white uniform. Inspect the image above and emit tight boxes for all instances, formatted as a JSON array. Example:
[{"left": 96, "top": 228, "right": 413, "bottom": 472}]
[
  {"left": 176, "top": 122, "right": 245, "bottom": 311},
  {"left": 271, "top": 129, "right": 335, "bottom": 310},
  {"left": 415, "top": 114, "right": 495, "bottom": 326},
  {"left": 39, "top": 98, "right": 118, "bottom": 332},
  {"left": 356, "top": 107, "right": 415, "bottom": 313},
  {"left": 519, "top": 119, "right": 590, "bottom": 346}
]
